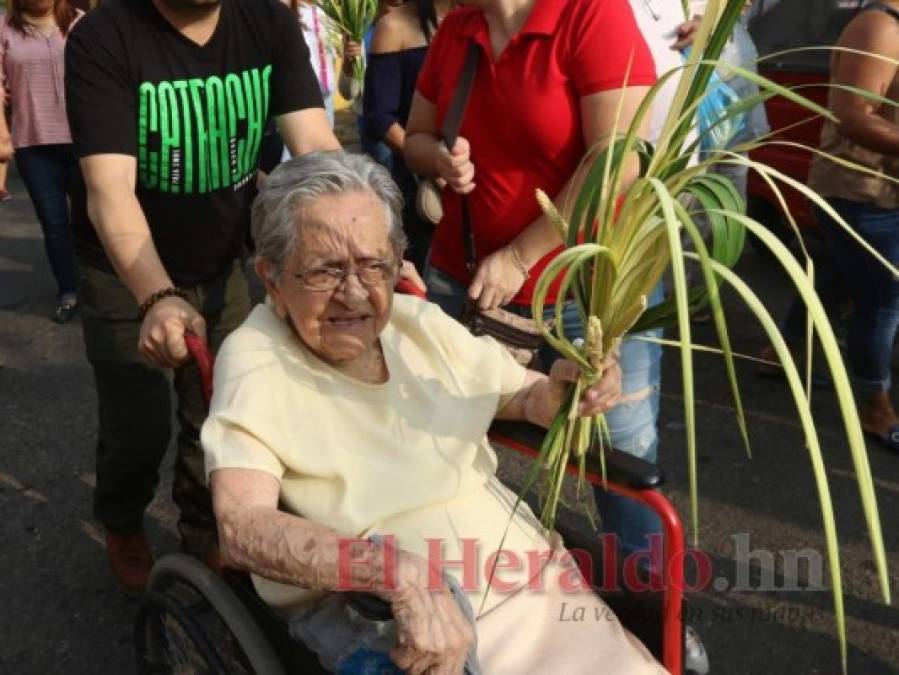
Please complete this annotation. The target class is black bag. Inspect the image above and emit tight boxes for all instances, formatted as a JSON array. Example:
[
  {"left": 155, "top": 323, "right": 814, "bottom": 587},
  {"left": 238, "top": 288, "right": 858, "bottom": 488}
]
[{"left": 460, "top": 303, "right": 545, "bottom": 367}]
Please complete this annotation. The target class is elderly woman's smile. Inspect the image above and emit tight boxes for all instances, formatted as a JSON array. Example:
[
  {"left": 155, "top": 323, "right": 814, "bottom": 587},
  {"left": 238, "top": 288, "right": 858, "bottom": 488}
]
[{"left": 256, "top": 189, "right": 400, "bottom": 380}]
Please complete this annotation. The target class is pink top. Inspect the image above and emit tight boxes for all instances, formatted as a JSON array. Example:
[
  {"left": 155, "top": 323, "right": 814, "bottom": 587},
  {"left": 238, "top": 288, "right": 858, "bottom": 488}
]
[{"left": 0, "top": 12, "right": 82, "bottom": 149}]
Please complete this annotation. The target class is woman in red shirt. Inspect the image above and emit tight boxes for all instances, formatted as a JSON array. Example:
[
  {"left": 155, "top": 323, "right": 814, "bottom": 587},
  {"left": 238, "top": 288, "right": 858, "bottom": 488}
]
[
  {"left": 405, "top": 0, "right": 667, "bottom": 566},
  {"left": 405, "top": 0, "right": 655, "bottom": 311}
]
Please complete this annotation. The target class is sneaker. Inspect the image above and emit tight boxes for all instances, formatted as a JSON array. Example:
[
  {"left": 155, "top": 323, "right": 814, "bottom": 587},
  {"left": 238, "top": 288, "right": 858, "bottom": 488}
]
[
  {"left": 106, "top": 529, "right": 155, "bottom": 596},
  {"left": 0, "top": 189, "right": 11, "bottom": 203},
  {"left": 53, "top": 300, "right": 77, "bottom": 323},
  {"left": 685, "top": 624, "right": 710, "bottom": 675}
]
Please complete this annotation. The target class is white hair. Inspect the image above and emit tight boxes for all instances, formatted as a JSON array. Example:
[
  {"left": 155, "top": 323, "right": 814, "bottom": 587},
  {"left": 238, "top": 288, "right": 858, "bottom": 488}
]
[{"left": 251, "top": 151, "right": 407, "bottom": 280}]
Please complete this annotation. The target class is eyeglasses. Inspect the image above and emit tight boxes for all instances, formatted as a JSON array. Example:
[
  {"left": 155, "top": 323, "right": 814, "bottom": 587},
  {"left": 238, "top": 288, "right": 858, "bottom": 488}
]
[{"left": 293, "top": 258, "right": 401, "bottom": 292}]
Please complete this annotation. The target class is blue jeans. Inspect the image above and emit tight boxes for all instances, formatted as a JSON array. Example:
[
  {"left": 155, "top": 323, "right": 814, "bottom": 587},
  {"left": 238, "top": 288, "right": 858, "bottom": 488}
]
[
  {"left": 15, "top": 144, "right": 78, "bottom": 300},
  {"left": 817, "top": 198, "right": 899, "bottom": 396},
  {"left": 423, "top": 265, "right": 663, "bottom": 556}
]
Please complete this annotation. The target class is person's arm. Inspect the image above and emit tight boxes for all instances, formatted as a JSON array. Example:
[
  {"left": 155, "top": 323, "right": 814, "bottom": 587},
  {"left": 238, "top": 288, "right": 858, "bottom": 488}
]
[
  {"left": 277, "top": 108, "right": 340, "bottom": 157},
  {"left": 211, "top": 466, "right": 474, "bottom": 674},
  {"left": 467, "top": 85, "right": 650, "bottom": 310},
  {"left": 80, "top": 153, "right": 206, "bottom": 366},
  {"left": 0, "top": 89, "right": 11, "bottom": 162},
  {"left": 66, "top": 20, "right": 205, "bottom": 367},
  {"left": 829, "top": 8, "right": 899, "bottom": 156},
  {"left": 495, "top": 353, "right": 622, "bottom": 427},
  {"left": 405, "top": 93, "right": 476, "bottom": 192}
]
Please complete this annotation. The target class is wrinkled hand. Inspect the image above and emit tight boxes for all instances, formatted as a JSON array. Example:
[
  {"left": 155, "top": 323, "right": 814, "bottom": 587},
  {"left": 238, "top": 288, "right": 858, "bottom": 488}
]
[
  {"left": 387, "top": 553, "right": 475, "bottom": 675},
  {"left": 548, "top": 352, "right": 622, "bottom": 417},
  {"left": 468, "top": 245, "right": 527, "bottom": 310},
  {"left": 672, "top": 17, "right": 701, "bottom": 50},
  {"left": 138, "top": 296, "right": 207, "bottom": 368},
  {"left": 436, "top": 137, "right": 475, "bottom": 195}
]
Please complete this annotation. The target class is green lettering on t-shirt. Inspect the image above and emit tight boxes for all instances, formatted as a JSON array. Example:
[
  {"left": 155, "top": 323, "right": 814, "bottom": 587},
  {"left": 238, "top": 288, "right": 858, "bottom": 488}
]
[
  {"left": 138, "top": 82, "right": 158, "bottom": 190},
  {"left": 174, "top": 80, "right": 194, "bottom": 194},
  {"left": 158, "top": 82, "right": 180, "bottom": 193},
  {"left": 205, "top": 76, "right": 227, "bottom": 191},
  {"left": 189, "top": 78, "right": 209, "bottom": 194},
  {"left": 224, "top": 73, "right": 247, "bottom": 182},
  {"left": 135, "top": 65, "right": 272, "bottom": 194},
  {"left": 241, "top": 69, "right": 259, "bottom": 172}
]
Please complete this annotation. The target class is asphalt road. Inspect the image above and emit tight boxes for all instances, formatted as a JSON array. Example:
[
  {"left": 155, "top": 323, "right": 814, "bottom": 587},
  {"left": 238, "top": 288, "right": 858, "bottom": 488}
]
[{"left": 1, "top": 147, "right": 897, "bottom": 674}]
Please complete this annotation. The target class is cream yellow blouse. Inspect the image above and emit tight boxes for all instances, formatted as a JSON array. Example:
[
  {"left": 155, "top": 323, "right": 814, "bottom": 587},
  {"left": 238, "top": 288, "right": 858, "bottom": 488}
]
[{"left": 202, "top": 294, "right": 550, "bottom": 615}]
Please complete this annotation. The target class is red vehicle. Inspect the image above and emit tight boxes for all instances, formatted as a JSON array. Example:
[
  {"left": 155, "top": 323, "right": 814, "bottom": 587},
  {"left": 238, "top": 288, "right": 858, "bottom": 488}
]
[{"left": 746, "top": 0, "right": 862, "bottom": 241}]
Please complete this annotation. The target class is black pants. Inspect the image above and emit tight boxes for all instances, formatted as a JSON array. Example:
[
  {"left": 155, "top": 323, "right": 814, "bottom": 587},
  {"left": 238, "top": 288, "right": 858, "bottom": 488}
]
[{"left": 79, "top": 260, "right": 251, "bottom": 555}]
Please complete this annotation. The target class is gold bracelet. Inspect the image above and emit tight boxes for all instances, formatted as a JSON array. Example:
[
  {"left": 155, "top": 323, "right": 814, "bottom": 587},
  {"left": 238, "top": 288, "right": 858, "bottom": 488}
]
[{"left": 507, "top": 243, "right": 530, "bottom": 280}]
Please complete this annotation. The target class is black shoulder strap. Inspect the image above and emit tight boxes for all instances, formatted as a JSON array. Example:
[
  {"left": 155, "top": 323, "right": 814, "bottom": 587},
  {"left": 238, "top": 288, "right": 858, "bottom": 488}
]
[
  {"left": 441, "top": 43, "right": 481, "bottom": 152},
  {"left": 440, "top": 43, "right": 482, "bottom": 272},
  {"left": 863, "top": 2, "right": 899, "bottom": 23}
]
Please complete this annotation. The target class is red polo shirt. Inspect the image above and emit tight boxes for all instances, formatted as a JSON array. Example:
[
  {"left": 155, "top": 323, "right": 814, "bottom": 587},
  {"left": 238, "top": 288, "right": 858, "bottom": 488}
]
[{"left": 416, "top": 0, "right": 655, "bottom": 305}]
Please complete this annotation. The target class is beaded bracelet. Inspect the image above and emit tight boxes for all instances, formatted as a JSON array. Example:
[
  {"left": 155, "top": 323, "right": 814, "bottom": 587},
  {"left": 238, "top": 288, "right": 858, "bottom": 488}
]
[
  {"left": 507, "top": 243, "right": 530, "bottom": 280},
  {"left": 137, "top": 286, "right": 188, "bottom": 321}
]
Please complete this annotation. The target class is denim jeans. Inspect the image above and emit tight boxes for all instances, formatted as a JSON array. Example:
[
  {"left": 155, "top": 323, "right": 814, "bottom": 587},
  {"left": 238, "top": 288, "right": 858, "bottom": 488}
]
[
  {"left": 817, "top": 198, "right": 899, "bottom": 396},
  {"left": 423, "top": 265, "right": 663, "bottom": 556},
  {"left": 79, "top": 260, "right": 251, "bottom": 556},
  {"left": 15, "top": 144, "right": 78, "bottom": 300}
]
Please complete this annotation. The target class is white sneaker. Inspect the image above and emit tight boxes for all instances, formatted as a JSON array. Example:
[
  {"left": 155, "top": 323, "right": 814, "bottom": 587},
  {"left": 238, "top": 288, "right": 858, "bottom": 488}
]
[{"left": 685, "top": 624, "right": 710, "bottom": 675}]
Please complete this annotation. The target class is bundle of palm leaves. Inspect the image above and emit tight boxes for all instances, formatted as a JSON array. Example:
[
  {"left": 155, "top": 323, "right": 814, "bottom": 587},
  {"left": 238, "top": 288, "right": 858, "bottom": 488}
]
[
  {"left": 521, "top": 0, "right": 894, "bottom": 669},
  {"left": 315, "top": 0, "right": 378, "bottom": 82}
]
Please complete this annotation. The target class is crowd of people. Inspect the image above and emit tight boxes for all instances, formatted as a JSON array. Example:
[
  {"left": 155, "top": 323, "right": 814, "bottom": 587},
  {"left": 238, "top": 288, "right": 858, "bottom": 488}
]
[{"left": 1, "top": 0, "right": 897, "bottom": 672}]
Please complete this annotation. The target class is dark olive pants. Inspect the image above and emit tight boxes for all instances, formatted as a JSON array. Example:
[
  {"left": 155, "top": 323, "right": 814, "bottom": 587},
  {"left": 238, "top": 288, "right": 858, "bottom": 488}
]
[{"left": 79, "top": 260, "right": 251, "bottom": 556}]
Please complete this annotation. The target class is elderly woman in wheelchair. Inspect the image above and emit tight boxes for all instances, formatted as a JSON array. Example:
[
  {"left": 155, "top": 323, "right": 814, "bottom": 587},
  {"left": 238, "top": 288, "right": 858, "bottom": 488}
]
[{"left": 200, "top": 152, "right": 668, "bottom": 675}]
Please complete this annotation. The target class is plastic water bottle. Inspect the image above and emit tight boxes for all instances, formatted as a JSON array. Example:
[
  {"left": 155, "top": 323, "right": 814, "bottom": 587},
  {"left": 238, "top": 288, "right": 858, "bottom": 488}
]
[
  {"left": 289, "top": 594, "right": 402, "bottom": 674},
  {"left": 334, "top": 604, "right": 403, "bottom": 675}
]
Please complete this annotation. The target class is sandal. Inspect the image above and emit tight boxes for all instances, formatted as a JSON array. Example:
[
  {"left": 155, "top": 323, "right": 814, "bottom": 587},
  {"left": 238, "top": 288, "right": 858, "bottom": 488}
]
[{"left": 864, "top": 424, "right": 899, "bottom": 453}]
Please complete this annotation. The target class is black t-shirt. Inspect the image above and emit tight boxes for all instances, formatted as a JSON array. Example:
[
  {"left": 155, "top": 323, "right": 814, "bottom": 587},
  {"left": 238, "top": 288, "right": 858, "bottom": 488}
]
[{"left": 65, "top": 0, "right": 322, "bottom": 285}]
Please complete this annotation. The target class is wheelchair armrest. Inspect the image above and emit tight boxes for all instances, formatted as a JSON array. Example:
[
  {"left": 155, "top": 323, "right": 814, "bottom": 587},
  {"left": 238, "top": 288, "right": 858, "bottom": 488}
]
[
  {"left": 488, "top": 420, "right": 665, "bottom": 490},
  {"left": 345, "top": 592, "right": 394, "bottom": 622}
]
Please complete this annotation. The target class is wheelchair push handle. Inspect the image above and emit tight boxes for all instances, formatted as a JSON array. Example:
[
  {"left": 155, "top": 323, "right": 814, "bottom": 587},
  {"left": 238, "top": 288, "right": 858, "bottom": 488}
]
[
  {"left": 184, "top": 331, "right": 214, "bottom": 409},
  {"left": 394, "top": 276, "right": 427, "bottom": 299}
]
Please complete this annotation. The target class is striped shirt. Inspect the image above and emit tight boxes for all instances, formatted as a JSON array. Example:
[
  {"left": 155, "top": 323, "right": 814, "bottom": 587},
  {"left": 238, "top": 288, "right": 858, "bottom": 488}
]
[{"left": 0, "top": 12, "right": 82, "bottom": 149}]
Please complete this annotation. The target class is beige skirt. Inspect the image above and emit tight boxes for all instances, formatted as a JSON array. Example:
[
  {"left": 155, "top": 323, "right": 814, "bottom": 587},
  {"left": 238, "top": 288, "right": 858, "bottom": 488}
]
[{"left": 475, "top": 558, "right": 669, "bottom": 674}]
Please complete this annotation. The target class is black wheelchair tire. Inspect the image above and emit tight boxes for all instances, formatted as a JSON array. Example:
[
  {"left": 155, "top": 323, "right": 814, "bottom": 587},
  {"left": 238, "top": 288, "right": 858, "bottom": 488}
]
[{"left": 135, "top": 553, "right": 286, "bottom": 675}]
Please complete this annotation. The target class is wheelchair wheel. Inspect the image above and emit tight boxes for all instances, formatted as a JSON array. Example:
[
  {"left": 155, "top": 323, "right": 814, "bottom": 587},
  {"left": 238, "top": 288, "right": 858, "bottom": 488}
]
[{"left": 134, "top": 553, "right": 285, "bottom": 675}]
